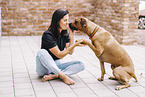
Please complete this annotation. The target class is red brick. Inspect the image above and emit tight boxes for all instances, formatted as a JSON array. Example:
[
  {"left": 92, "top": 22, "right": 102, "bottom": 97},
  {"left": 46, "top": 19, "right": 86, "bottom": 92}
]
[{"left": 1, "top": 0, "right": 139, "bottom": 45}]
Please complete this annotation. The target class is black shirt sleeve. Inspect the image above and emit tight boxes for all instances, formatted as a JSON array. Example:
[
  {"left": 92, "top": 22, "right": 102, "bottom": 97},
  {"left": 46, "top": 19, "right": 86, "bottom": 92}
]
[
  {"left": 41, "top": 31, "right": 57, "bottom": 50},
  {"left": 41, "top": 30, "right": 60, "bottom": 60},
  {"left": 41, "top": 30, "right": 70, "bottom": 60}
]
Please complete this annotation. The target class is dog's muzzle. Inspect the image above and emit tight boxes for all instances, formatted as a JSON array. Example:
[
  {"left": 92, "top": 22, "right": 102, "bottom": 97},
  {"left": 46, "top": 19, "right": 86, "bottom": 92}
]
[{"left": 69, "top": 23, "right": 78, "bottom": 30}]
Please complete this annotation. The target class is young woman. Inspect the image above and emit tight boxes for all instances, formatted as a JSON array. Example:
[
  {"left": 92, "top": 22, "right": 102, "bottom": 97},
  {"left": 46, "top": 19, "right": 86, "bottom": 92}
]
[{"left": 36, "top": 9, "right": 85, "bottom": 85}]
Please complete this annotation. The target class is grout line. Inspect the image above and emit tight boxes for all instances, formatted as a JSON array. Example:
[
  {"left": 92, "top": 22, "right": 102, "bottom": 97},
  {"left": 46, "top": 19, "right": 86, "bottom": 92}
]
[
  {"left": 17, "top": 36, "right": 37, "bottom": 97},
  {"left": 9, "top": 36, "right": 16, "bottom": 97}
]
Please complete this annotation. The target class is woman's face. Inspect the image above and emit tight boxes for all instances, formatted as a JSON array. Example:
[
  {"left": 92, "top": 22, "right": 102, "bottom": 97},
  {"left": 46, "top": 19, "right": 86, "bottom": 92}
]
[{"left": 59, "top": 14, "right": 69, "bottom": 31}]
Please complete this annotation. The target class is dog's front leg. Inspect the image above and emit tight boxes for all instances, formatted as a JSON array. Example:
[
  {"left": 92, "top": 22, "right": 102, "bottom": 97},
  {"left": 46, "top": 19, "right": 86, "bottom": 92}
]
[
  {"left": 98, "top": 61, "right": 106, "bottom": 81},
  {"left": 82, "top": 39, "right": 104, "bottom": 57}
]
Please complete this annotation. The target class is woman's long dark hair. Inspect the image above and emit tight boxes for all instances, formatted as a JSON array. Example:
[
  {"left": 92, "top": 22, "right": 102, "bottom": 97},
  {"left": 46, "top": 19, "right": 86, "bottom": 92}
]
[{"left": 48, "top": 9, "right": 69, "bottom": 38}]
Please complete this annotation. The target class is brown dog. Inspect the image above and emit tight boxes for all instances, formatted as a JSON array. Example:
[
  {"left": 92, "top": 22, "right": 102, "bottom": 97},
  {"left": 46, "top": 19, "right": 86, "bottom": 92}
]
[{"left": 71, "top": 17, "right": 139, "bottom": 90}]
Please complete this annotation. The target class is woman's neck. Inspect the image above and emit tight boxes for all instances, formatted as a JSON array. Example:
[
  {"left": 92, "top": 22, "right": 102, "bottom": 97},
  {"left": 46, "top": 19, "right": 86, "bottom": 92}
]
[
  {"left": 59, "top": 28, "right": 62, "bottom": 33},
  {"left": 59, "top": 28, "right": 68, "bottom": 33}
]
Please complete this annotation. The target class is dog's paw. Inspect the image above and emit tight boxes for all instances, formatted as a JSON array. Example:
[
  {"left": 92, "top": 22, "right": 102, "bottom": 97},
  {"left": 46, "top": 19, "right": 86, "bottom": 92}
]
[
  {"left": 115, "top": 86, "right": 121, "bottom": 90},
  {"left": 75, "top": 39, "right": 84, "bottom": 44},
  {"left": 97, "top": 78, "right": 104, "bottom": 81},
  {"left": 109, "top": 76, "right": 117, "bottom": 80},
  {"left": 82, "top": 39, "right": 90, "bottom": 44},
  {"left": 75, "top": 39, "right": 82, "bottom": 42},
  {"left": 75, "top": 39, "right": 89, "bottom": 45},
  {"left": 115, "top": 84, "right": 130, "bottom": 90}
]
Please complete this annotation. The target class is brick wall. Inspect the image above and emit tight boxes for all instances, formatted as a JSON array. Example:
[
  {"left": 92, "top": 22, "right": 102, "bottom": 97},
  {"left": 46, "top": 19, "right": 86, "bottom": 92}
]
[
  {"left": 0, "top": 0, "right": 94, "bottom": 36},
  {"left": 0, "top": 0, "right": 139, "bottom": 44},
  {"left": 0, "top": 7, "right": 1, "bottom": 36},
  {"left": 94, "top": 0, "right": 139, "bottom": 44}
]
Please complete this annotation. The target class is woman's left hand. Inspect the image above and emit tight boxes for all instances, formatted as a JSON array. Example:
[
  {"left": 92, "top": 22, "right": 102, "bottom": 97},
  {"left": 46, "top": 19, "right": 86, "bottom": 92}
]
[{"left": 75, "top": 39, "right": 87, "bottom": 46}]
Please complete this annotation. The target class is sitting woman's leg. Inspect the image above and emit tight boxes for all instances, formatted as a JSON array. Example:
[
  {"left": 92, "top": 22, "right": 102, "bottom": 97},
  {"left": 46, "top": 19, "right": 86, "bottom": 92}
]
[
  {"left": 36, "top": 49, "right": 61, "bottom": 76},
  {"left": 56, "top": 60, "right": 85, "bottom": 76},
  {"left": 36, "top": 49, "right": 75, "bottom": 84}
]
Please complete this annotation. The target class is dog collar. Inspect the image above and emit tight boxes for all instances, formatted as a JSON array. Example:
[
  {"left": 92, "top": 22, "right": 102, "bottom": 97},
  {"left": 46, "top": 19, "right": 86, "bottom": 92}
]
[{"left": 89, "top": 26, "right": 99, "bottom": 39}]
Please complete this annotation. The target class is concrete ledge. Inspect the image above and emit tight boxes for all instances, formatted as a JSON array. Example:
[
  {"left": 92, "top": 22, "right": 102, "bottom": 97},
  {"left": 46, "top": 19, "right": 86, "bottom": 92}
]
[
  {"left": 0, "top": 7, "right": 1, "bottom": 36},
  {"left": 137, "top": 29, "right": 145, "bottom": 46}
]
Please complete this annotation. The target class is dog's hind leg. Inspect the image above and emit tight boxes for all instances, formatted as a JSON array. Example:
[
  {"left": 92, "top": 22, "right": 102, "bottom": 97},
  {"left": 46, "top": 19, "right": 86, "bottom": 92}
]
[
  {"left": 98, "top": 61, "right": 106, "bottom": 81},
  {"left": 109, "top": 76, "right": 118, "bottom": 80},
  {"left": 109, "top": 65, "right": 118, "bottom": 80},
  {"left": 115, "top": 82, "right": 131, "bottom": 90},
  {"left": 112, "top": 66, "right": 132, "bottom": 90}
]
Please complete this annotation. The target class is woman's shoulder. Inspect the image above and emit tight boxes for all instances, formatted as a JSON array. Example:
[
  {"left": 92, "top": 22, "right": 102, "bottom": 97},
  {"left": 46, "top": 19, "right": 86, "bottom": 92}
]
[
  {"left": 43, "top": 30, "right": 52, "bottom": 34},
  {"left": 42, "top": 30, "right": 56, "bottom": 40},
  {"left": 43, "top": 30, "right": 54, "bottom": 37}
]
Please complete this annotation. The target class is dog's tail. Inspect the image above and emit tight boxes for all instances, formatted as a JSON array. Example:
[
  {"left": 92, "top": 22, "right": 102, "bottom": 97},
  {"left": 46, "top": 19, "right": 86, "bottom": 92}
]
[
  {"left": 133, "top": 73, "right": 143, "bottom": 82},
  {"left": 138, "top": 73, "right": 143, "bottom": 81}
]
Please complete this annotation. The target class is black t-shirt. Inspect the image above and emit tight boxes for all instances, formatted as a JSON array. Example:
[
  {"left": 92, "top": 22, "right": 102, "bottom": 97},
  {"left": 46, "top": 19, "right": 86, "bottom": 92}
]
[{"left": 41, "top": 30, "right": 70, "bottom": 60}]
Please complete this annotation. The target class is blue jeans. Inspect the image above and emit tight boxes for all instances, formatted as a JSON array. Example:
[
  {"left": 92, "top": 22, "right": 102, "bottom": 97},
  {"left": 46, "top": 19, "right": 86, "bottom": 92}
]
[{"left": 36, "top": 49, "right": 85, "bottom": 77}]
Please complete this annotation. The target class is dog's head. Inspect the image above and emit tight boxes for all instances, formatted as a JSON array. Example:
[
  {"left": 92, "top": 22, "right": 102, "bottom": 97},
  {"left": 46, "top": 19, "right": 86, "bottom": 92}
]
[{"left": 70, "top": 17, "right": 87, "bottom": 32}]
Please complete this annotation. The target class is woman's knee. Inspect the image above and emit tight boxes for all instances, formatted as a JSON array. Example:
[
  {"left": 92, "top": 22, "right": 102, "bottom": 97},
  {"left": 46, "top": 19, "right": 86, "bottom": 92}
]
[
  {"left": 37, "top": 49, "right": 48, "bottom": 57},
  {"left": 36, "top": 49, "right": 49, "bottom": 77},
  {"left": 36, "top": 49, "right": 47, "bottom": 64}
]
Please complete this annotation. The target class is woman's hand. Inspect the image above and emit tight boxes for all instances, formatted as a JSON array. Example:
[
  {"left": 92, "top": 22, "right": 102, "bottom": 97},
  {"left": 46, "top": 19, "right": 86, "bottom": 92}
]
[
  {"left": 75, "top": 39, "right": 89, "bottom": 46},
  {"left": 75, "top": 39, "right": 87, "bottom": 46}
]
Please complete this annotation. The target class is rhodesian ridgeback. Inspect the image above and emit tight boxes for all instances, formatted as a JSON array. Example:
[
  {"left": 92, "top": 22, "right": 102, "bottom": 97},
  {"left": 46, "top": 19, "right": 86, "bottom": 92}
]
[{"left": 70, "top": 17, "right": 141, "bottom": 90}]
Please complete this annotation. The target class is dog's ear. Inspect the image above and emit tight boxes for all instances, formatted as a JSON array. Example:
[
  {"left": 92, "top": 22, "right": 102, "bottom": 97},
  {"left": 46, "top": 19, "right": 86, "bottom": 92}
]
[{"left": 80, "top": 18, "right": 86, "bottom": 28}]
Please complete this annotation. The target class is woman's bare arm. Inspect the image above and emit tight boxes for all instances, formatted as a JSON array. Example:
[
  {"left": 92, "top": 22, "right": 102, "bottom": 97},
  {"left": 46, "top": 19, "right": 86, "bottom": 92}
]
[{"left": 49, "top": 40, "right": 83, "bottom": 59}]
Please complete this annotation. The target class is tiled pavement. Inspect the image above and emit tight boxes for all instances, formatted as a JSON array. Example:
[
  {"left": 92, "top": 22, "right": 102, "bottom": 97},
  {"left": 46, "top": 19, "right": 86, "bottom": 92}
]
[{"left": 0, "top": 35, "right": 145, "bottom": 97}]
